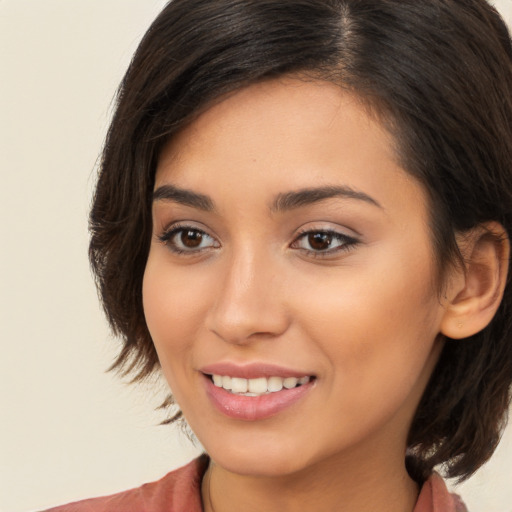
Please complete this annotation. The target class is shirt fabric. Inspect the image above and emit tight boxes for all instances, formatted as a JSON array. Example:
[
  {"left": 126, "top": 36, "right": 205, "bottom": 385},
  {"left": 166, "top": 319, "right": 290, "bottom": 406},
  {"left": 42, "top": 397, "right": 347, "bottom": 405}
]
[{"left": 42, "top": 455, "right": 467, "bottom": 512}]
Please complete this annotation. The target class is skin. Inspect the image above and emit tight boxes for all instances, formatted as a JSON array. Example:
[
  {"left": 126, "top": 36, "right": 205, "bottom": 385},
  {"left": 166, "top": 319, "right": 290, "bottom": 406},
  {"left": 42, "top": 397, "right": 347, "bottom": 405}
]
[{"left": 143, "top": 77, "right": 459, "bottom": 512}]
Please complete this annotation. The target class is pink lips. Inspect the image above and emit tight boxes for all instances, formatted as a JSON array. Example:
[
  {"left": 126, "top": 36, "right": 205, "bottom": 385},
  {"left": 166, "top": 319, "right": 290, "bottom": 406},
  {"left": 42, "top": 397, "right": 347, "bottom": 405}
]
[
  {"left": 200, "top": 362, "right": 311, "bottom": 379},
  {"left": 200, "top": 362, "right": 315, "bottom": 421}
]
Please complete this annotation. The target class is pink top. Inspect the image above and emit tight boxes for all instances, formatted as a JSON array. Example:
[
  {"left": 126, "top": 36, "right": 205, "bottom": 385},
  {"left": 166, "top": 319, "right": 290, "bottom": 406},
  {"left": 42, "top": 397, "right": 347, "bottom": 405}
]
[
  {"left": 415, "top": 473, "right": 467, "bottom": 512},
  {"left": 41, "top": 456, "right": 467, "bottom": 512}
]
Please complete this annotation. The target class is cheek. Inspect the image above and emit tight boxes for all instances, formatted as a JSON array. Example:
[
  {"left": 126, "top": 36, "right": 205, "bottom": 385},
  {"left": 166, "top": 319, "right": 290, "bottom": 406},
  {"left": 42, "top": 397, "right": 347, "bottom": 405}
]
[
  {"left": 142, "top": 259, "right": 208, "bottom": 417},
  {"left": 142, "top": 254, "right": 207, "bottom": 373},
  {"left": 297, "top": 251, "right": 437, "bottom": 340},
  {"left": 293, "top": 246, "right": 442, "bottom": 404}
]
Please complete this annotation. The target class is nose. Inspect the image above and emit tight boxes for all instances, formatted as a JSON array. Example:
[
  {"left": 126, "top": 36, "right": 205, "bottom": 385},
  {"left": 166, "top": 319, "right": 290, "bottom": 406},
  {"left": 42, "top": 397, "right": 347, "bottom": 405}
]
[{"left": 205, "top": 248, "right": 290, "bottom": 345}]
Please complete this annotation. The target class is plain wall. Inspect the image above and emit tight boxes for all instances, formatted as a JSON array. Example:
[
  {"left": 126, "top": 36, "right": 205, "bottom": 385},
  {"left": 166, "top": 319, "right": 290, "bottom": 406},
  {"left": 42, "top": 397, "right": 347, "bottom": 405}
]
[{"left": 1, "top": 1, "right": 511, "bottom": 511}]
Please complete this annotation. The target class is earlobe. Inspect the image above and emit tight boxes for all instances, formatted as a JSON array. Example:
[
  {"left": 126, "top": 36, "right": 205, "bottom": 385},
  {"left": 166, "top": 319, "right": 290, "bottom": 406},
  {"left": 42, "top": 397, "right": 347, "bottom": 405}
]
[{"left": 440, "top": 222, "right": 510, "bottom": 340}]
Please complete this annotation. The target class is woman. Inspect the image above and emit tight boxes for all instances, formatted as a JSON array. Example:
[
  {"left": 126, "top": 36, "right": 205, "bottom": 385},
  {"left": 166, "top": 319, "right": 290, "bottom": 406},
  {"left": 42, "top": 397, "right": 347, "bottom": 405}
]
[{"left": 45, "top": 0, "right": 512, "bottom": 511}]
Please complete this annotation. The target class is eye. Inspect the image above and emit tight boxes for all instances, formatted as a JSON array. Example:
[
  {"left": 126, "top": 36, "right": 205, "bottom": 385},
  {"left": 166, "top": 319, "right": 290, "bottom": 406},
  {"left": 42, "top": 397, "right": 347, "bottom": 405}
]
[
  {"left": 291, "top": 229, "right": 358, "bottom": 255},
  {"left": 158, "top": 224, "right": 220, "bottom": 254}
]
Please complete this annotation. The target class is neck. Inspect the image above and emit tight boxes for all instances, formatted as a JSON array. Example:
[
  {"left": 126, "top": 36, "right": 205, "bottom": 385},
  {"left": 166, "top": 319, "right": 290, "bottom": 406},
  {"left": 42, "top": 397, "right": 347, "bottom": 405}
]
[{"left": 202, "top": 447, "right": 419, "bottom": 512}]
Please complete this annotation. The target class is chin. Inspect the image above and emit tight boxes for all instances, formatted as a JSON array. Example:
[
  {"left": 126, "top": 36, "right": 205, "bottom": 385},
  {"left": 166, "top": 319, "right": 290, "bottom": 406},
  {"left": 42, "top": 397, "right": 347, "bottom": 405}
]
[
  {"left": 201, "top": 433, "right": 317, "bottom": 478},
  {"left": 214, "top": 452, "right": 307, "bottom": 478}
]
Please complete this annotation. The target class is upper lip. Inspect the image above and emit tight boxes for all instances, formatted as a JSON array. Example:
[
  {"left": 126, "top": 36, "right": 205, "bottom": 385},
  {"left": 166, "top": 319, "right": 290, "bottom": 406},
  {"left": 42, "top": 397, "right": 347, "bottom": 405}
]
[{"left": 199, "top": 362, "right": 314, "bottom": 380}]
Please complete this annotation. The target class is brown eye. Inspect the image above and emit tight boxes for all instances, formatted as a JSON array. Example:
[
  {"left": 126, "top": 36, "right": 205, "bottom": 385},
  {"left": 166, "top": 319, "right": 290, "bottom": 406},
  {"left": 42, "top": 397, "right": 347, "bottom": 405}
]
[
  {"left": 307, "top": 232, "right": 333, "bottom": 251},
  {"left": 159, "top": 225, "right": 219, "bottom": 254},
  {"left": 291, "top": 229, "right": 359, "bottom": 256},
  {"left": 181, "top": 229, "right": 203, "bottom": 248}
]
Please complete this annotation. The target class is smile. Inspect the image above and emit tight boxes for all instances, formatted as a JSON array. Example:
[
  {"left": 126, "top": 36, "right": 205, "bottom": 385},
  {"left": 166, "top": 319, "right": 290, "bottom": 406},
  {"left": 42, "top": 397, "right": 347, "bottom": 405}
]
[
  {"left": 203, "top": 371, "right": 315, "bottom": 421},
  {"left": 210, "top": 374, "right": 312, "bottom": 396}
]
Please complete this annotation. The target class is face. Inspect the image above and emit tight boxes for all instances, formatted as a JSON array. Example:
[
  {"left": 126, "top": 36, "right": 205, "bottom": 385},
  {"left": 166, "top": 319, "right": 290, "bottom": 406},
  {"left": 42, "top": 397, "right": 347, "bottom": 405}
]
[{"left": 143, "top": 77, "right": 450, "bottom": 478}]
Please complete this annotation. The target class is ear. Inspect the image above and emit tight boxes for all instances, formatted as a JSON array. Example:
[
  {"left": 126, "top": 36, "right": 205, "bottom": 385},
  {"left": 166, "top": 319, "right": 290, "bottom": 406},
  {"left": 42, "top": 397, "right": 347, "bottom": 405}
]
[{"left": 440, "top": 221, "right": 510, "bottom": 340}]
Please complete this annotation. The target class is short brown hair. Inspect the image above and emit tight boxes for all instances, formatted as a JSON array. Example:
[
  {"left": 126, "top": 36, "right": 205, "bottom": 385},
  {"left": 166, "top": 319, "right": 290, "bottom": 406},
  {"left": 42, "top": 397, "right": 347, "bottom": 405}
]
[{"left": 89, "top": 0, "right": 512, "bottom": 481}]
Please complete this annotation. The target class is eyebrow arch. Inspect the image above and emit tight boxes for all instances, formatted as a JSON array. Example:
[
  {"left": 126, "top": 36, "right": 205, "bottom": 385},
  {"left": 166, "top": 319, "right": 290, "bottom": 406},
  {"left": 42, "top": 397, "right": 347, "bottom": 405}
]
[
  {"left": 271, "top": 185, "right": 382, "bottom": 212},
  {"left": 152, "top": 184, "right": 215, "bottom": 211}
]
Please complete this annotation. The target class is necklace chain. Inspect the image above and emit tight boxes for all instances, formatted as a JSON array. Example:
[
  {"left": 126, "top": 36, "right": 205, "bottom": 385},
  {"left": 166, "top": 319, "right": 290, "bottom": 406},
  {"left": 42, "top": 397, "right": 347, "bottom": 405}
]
[{"left": 204, "top": 465, "right": 216, "bottom": 512}]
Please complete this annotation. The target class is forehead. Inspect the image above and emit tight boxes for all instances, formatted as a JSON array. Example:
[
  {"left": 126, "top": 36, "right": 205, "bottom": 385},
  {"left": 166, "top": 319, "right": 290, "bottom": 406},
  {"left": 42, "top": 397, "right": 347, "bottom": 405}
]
[{"left": 155, "top": 77, "right": 426, "bottom": 218}]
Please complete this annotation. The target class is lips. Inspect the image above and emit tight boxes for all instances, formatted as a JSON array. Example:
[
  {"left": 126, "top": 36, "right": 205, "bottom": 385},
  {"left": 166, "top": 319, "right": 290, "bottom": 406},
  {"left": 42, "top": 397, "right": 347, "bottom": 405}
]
[
  {"left": 200, "top": 362, "right": 313, "bottom": 379},
  {"left": 200, "top": 363, "right": 315, "bottom": 421}
]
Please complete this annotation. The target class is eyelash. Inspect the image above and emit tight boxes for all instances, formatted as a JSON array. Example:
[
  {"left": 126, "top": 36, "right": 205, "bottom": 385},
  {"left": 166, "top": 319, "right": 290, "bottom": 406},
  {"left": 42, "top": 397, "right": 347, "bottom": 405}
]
[
  {"left": 291, "top": 229, "right": 359, "bottom": 258},
  {"left": 158, "top": 223, "right": 219, "bottom": 255},
  {"left": 157, "top": 224, "right": 359, "bottom": 257}
]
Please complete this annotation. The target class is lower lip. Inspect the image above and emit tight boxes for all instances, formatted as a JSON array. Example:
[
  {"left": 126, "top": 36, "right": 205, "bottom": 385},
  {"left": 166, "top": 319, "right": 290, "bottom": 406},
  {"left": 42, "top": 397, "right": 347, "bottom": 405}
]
[{"left": 203, "top": 375, "right": 314, "bottom": 421}]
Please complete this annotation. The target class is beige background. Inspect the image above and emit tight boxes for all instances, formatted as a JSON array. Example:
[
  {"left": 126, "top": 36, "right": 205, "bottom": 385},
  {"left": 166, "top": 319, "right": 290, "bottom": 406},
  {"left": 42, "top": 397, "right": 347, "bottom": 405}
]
[{"left": 1, "top": 1, "right": 511, "bottom": 511}]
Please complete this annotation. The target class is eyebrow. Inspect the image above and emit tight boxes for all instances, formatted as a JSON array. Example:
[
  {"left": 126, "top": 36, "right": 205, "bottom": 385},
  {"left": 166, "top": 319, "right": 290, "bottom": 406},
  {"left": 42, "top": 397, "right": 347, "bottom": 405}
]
[
  {"left": 152, "top": 184, "right": 215, "bottom": 211},
  {"left": 152, "top": 183, "right": 382, "bottom": 213},
  {"left": 271, "top": 185, "right": 382, "bottom": 212}
]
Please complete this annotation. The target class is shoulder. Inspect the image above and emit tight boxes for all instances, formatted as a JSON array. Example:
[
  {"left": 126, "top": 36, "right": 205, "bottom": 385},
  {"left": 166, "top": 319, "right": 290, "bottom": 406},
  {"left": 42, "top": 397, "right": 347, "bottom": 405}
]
[
  {"left": 415, "top": 473, "right": 468, "bottom": 512},
  {"left": 40, "top": 455, "right": 209, "bottom": 512}
]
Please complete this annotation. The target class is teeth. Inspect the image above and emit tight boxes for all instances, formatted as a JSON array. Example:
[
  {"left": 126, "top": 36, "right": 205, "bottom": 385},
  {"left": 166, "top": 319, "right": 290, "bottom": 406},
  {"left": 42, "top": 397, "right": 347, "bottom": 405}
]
[
  {"left": 231, "top": 377, "right": 248, "bottom": 393},
  {"left": 211, "top": 375, "right": 311, "bottom": 396},
  {"left": 268, "top": 376, "right": 284, "bottom": 392},
  {"left": 283, "top": 377, "right": 298, "bottom": 389},
  {"left": 248, "top": 377, "right": 268, "bottom": 394},
  {"left": 222, "top": 375, "right": 232, "bottom": 390}
]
